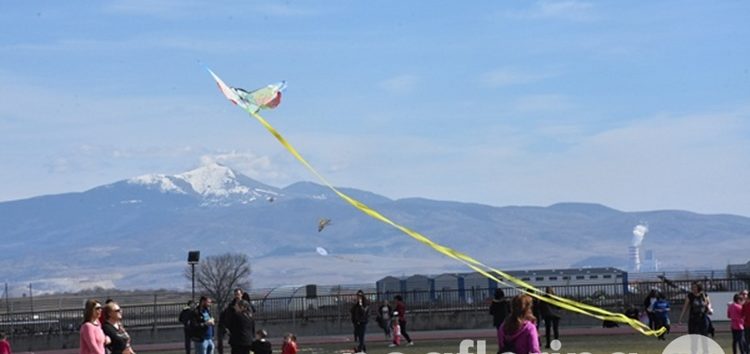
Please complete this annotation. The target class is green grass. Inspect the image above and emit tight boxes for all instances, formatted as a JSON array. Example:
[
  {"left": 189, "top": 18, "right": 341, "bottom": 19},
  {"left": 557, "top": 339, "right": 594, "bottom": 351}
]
[{"left": 151, "top": 332, "right": 736, "bottom": 354}]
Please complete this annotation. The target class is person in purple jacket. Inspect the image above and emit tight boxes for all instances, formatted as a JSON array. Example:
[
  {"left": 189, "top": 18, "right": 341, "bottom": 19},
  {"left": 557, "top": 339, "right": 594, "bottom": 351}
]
[{"left": 498, "top": 294, "right": 540, "bottom": 354}]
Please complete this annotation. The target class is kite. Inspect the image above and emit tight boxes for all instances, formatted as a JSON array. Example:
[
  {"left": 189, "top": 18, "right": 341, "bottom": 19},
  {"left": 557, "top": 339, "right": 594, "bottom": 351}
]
[
  {"left": 318, "top": 218, "right": 332, "bottom": 232},
  {"left": 315, "top": 246, "right": 360, "bottom": 263},
  {"left": 207, "top": 69, "right": 286, "bottom": 114},
  {"left": 206, "top": 69, "right": 665, "bottom": 337}
]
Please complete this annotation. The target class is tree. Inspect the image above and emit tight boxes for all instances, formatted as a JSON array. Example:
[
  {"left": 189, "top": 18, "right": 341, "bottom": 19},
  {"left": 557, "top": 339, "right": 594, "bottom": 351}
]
[{"left": 185, "top": 252, "right": 252, "bottom": 311}]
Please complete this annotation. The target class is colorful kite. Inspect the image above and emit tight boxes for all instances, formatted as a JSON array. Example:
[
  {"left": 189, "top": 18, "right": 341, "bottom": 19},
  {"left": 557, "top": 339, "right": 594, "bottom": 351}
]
[
  {"left": 206, "top": 69, "right": 665, "bottom": 337},
  {"left": 207, "top": 69, "right": 286, "bottom": 114}
]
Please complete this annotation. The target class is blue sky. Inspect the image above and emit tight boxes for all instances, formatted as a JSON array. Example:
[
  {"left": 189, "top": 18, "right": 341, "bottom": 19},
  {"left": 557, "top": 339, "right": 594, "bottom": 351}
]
[{"left": 1, "top": 1, "right": 749, "bottom": 216}]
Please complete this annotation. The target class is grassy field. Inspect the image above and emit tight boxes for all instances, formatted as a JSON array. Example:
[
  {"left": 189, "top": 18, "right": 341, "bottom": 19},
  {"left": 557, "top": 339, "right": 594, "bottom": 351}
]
[{"left": 151, "top": 332, "right": 735, "bottom": 354}]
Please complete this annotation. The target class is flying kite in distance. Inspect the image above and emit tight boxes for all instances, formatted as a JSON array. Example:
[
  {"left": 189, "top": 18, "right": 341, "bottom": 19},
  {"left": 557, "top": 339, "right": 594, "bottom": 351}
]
[
  {"left": 315, "top": 246, "right": 361, "bottom": 263},
  {"left": 207, "top": 68, "right": 286, "bottom": 114},
  {"left": 318, "top": 218, "right": 332, "bottom": 232}
]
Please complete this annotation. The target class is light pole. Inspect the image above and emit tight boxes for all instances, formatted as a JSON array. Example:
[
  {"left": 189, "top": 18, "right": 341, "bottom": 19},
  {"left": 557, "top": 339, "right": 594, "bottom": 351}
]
[{"left": 187, "top": 251, "right": 200, "bottom": 302}]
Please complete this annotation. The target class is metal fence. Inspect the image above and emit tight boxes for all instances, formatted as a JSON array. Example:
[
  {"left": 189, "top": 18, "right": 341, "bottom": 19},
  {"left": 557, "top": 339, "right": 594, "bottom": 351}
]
[{"left": 1, "top": 277, "right": 747, "bottom": 338}]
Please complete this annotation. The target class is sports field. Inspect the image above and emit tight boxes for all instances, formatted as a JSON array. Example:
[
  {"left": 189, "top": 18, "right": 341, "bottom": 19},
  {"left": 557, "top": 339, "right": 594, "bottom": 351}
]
[{"left": 151, "top": 332, "right": 734, "bottom": 354}]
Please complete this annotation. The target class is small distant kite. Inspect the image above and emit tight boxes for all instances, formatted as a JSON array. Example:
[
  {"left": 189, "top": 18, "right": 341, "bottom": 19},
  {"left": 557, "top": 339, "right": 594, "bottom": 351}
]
[
  {"left": 315, "top": 246, "right": 361, "bottom": 263},
  {"left": 318, "top": 218, "right": 332, "bottom": 232},
  {"left": 207, "top": 69, "right": 286, "bottom": 114},
  {"left": 267, "top": 196, "right": 275, "bottom": 202}
]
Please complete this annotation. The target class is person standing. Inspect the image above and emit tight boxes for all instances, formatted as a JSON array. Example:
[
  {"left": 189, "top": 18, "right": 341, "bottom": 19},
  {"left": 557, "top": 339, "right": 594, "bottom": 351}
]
[
  {"left": 489, "top": 288, "right": 510, "bottom": 330},
  {"left": 741, "top": 290, "right": 750, "bottom": 354},
  {"left": 678, "top": 282, "right": 712, "bottom": 336},
  {"left": 376, "top": 300, "right": 393, "bottom": 339},
  {"left": 219, "top": 288, "right": 245, "bottom": 354},
  {"left": 102, "top": 302, "right": 135, "bottom": 354},
  {"left": 227, "top": 300, "right": 255, "bottom": 354},
  {"left": 179, "top": 300, "right": 195, "bottom": 354},
  {"left": 652, "top": 292, "right": 671, "bottom": 341},
  {"left": 539, "top": 287, "right": 561, "bottom": 349},
  {"left": 80, "top": 299, "right": 110, "bottom": 354},
  {"left": 497, "top": 294, "right": 540, "bottom": 354},
  {"left": 350, "top": 290, "right": 370, "bottom": 353},
  {"left": 728, "top": 293, "right": 748, "bottom": 354},
  {"left": 190, "top": 296, "right": 216, "bottom": 354},
  {"left": 393, "top": 295, "right": 414, "bottom": 346},
  {"left": 281, "top": 333, "right": 298, "bottom": 354},
  {"left": 0, "top": 332, "right": 12, "bottom": 354}
]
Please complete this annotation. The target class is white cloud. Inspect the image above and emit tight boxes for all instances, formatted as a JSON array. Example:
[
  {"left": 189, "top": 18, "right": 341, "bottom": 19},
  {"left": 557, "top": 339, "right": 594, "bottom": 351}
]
[{"left": 378, "top": 75, "right": 419, "bottom": 95}]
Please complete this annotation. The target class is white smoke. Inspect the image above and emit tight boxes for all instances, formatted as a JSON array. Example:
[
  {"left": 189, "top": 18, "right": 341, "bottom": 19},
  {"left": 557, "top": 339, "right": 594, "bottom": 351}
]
[{"left": 631, "top": 224, "right": 649, "bottom": 247}]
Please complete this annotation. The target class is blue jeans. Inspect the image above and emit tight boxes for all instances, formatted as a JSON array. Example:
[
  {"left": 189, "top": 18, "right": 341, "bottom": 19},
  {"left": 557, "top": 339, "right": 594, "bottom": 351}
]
[{"left": 194, "top": 339, "right": 215, "bottom": 354}]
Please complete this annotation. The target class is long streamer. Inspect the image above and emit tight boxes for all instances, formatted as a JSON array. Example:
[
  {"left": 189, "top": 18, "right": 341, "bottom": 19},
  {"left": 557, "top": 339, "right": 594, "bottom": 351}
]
[{"left": 210, "top": 70, "right": 665, "bottom": 336}]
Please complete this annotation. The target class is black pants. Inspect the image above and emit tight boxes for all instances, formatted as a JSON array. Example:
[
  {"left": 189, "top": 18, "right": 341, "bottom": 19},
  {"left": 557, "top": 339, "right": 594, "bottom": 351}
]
[
  {"left": 354, "top": 322, "right": 367, "bottom": 352},
  {"left": 544, "top": 317, "right": 559, "bottom": 348},
  {"left": 183, "top": 327, "right": 192, "bottom": 354},
  {"left": 399, "top": 320, "right": 412, "bottom": 343}
]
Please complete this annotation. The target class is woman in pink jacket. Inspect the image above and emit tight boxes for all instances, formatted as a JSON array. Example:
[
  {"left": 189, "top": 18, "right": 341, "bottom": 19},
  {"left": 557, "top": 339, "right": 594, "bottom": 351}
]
[
  {"left": 80, "top": 299, "right": 110, "bottom": 354},
  {"left": 498, "top": 294, "right": 540, "bottom": 354},
  {"left": 727, "top": 293, "right": 748, "bottom": 354}
]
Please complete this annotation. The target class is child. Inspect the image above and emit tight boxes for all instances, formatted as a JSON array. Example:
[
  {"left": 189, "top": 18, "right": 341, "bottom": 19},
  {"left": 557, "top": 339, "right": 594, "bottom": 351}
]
[
  {"left": 388, "top": 314, "right": 401, "bottom": 347},
  {"left": 652, "top": 293, "right": 671, "bottom": 341},
  {"left": 282, "top": 332, "right": 298, "bottom": 354},
  {"left": 250, "top": 329, "right": 272, "bottom": 354}
]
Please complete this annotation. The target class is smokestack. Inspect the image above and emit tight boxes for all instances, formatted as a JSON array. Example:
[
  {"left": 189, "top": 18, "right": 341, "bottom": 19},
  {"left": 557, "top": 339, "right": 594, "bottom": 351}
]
[
  {"left": 629, "top": 224, "right": 648, "bottom": 272},
  {"left": 628, "top": 246, "right": 641, "bottom": 272}
]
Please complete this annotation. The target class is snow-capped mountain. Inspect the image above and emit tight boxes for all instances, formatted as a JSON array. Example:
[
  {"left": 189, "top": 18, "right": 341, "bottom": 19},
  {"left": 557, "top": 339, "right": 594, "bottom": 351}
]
[
  {"left": 127, "top": 163, "right": 281, "bottom": 205},
  {"left": 1, "top": 165, "right": 749, "bottom": 294}
]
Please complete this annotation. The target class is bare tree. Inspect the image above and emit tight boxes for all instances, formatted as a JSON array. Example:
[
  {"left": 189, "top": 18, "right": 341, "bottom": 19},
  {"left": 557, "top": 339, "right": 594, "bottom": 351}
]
[{"left": 185, "top": 252, "right": 252, "bottom": 310}]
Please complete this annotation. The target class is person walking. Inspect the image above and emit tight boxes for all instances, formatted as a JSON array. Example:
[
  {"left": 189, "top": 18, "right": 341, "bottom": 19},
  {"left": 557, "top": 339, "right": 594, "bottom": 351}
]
[
  {"left": 678, "top": 282, "right": 712, "bottom": 336},
  {"left": 497, "top": 294, "right": 540, "bottom": 354},
  {"left": 393, "top": 295, "right": 414, "bottom": 346},
  {"left": 489, "top": 288, "right": 510, "bottom": 330},
  {"left": 179, "top": 301, "right": 195, "bottom": 354}
]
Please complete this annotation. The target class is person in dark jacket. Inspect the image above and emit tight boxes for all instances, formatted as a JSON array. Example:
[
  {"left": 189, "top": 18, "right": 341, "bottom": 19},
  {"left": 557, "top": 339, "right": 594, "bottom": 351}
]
[
  {"left": 539, "top": 287, "right": 561, "bottom": 349},
  {"left": 179, "top": 300, "right": 195, "bottom": 354},
  {"left": 190, "top": 296, "right": 216, "bottom": 354},
  {"left": 350, "top": 290, "right": 370, "bottom": 353},
  {"left": 489, "top": 288, "right": 510, "bottom": 330},
  {"left": 227, "top": 300, "right": 255, "bottom": 354},
  {"left": 393, "top": 295, "right": 413, "bottom": 346},
  {"left": 102, "top": 302, "right": 134, "bottom": 354}
]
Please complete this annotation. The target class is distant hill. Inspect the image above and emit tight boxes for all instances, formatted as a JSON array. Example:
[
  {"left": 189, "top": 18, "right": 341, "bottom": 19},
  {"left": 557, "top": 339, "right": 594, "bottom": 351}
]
[{"left": 1, "top": 163, "right": 749, "bottom": 294}]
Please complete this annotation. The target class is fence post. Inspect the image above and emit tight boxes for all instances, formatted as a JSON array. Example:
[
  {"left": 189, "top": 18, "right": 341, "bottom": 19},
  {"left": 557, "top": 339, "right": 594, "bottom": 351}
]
[{"left": 152, "top": 294, "right": 158, "bottom": 334}]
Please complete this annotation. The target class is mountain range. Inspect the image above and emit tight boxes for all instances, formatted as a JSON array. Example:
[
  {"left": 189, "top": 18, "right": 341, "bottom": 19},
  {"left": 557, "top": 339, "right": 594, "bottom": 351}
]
[{"left": 2, "top": 163, "right": 749, "bottom": 295}]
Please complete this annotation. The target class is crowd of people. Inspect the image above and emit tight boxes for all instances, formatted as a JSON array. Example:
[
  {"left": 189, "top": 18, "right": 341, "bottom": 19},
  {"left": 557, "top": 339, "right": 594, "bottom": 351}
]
[
  {"left": 489, "top": 283, "right": 750, "bottom": 354},
  {"left": 67, "top": 284, "right": 750, "bottom": 354},
  {"left": 176, "top": 289, "right": 296, "bottom": 354}
]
